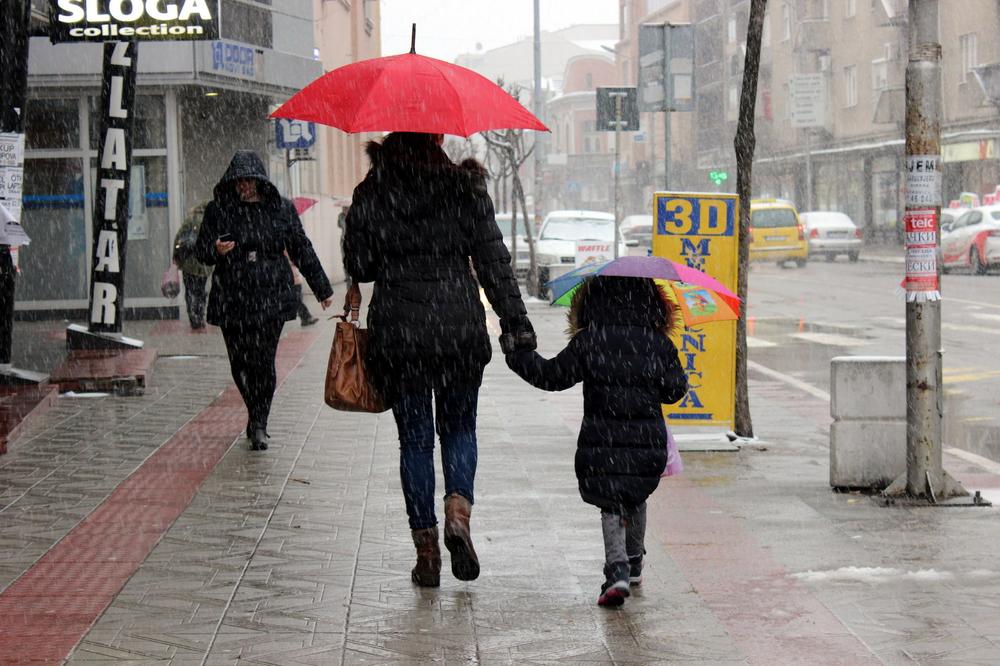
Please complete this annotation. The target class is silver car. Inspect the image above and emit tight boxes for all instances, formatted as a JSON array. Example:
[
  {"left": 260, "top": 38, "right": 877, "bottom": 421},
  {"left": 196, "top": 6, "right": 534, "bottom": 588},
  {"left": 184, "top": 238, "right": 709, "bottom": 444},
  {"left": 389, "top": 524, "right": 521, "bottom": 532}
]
[
  {"left": 496, "top": 212, "right": 531, "bottom": 279},
  {"left": 800, "top": 211, "right": 863, "bottom": 262}
]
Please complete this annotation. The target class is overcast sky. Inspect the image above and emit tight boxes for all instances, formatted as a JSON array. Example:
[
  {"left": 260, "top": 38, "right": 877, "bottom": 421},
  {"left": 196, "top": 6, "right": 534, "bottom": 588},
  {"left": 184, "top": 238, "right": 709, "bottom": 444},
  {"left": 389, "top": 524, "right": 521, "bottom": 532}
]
[{"left": 380, "top": 0, "right": 620, "bottom": 63}]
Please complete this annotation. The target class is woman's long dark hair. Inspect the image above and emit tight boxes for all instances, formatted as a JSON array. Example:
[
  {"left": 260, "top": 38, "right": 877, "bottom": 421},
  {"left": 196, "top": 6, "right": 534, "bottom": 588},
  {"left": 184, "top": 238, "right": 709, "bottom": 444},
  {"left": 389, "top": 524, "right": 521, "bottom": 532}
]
[{"left": 367, "top": 132, "right": 452, "bottom": 170}]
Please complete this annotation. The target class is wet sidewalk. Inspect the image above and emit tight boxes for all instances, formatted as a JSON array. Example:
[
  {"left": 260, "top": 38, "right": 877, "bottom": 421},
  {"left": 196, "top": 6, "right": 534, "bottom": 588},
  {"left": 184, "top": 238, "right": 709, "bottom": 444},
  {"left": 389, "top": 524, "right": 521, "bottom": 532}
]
[{"left": 3, "top": 298, "right": 1000, "bottom": 664}]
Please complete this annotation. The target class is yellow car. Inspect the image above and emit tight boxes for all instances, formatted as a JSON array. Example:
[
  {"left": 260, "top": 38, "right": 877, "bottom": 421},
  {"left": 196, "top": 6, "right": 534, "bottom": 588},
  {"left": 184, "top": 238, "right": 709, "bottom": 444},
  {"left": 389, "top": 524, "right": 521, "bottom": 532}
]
[{"left": 749, "top": 199, "right": 809, "bottom": 267}]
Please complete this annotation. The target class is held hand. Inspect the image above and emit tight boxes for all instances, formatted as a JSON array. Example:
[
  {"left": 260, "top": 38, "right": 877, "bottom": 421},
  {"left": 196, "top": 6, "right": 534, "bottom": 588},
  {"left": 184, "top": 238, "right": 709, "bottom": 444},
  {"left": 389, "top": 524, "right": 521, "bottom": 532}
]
[
  {"left": 320, "top": 297, "right": 333, "bottom": 310},
  {"left": 500, "top": 331, "right": 536, "bottom": 355},
  {"left": 215, "top": 239, "right": 236, "bottom": 255}
]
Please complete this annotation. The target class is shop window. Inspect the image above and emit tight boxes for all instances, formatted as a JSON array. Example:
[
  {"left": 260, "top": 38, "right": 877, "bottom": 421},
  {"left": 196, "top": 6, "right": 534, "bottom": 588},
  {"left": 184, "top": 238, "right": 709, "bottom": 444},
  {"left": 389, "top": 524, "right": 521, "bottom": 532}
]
[
  {"left": 89, "top": 156, "right": 170, "bottom": 299},
  {"left": 25, "top": 98, "right": 80, "bottom": 150},
  {"left": 221, "top": 0, "right": 273, "bottom": 49},
  {"left": 88, "top": 95, "right": 166, "bottom": 150},
  {"left": 19, "top": 158, "right": 88, "bottom": 301}
]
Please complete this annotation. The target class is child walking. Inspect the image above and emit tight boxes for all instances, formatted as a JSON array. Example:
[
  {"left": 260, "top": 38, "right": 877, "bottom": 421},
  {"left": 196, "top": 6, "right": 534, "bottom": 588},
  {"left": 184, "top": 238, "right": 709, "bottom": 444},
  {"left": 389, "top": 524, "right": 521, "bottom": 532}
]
[{"left": 505, "top": 276, "right": 688, "bottom": 607}]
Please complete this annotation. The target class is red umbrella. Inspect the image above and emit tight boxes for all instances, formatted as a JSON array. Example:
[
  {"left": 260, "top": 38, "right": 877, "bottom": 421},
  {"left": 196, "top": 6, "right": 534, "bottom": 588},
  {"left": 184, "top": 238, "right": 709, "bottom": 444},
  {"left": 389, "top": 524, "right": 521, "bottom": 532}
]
[
  {"left": 292, "top": 196, "right": 318, "bottom": 215},
  {"left": 271, "top": 26, "right": 547, "bottom": 137}
]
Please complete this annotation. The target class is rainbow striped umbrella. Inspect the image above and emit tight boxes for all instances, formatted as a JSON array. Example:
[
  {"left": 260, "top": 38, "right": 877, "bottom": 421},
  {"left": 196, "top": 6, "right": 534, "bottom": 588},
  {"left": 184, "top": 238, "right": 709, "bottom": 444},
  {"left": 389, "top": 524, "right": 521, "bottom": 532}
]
[{"left": 547, "top": 256, "right": 740, "bottom": 326}]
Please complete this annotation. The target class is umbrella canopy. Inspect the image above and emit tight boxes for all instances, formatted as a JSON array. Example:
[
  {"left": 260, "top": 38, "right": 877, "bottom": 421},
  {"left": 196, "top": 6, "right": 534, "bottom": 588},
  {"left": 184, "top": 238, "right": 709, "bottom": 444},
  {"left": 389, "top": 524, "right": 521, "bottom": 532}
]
[
  {"left": 547, "top": 256, "right": 740, "bottom": 327},
  {"left": 271, "top": 28, "right": 547, "bottom": 137}
]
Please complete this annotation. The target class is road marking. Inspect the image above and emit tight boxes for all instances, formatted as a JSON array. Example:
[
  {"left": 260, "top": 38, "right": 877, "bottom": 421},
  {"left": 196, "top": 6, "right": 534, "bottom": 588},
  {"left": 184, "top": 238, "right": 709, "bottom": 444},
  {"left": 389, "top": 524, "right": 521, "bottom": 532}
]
[
  {"left": 876, "top": 316, "right": 1000, "bottom": 336},
  {"left": 946, "top": 447, "right": 1000, "bottom": 475},
  {"left": 944, "top": 322, "right": 1000, "bottom": 335},
  {"left": 970, "top": 312, "right": 1000, "bottom": 323},
  {"left": 790, "top": 332, "right": 869, "bottom": 347},
  {"left": 948, "top": 296, "right": 1000, "bottom": 310},
  {"left": 747, "top": 336, "right": 777, "bottom": 348},
  {"left": 747, "top": 360, "right": 830, "bottom": 401},
  {"left": 944, "top": 370, "right": 1000, "bottom": 384},
  {"left": 961, "top": 416, "right": 996, "bottom": 423}
]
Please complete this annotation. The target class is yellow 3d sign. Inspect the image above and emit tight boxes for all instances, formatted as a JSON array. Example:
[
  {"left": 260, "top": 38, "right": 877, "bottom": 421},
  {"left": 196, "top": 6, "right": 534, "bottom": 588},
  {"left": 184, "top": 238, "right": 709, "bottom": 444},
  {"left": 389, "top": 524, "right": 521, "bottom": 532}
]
[{"left": 653, "top": 192, "right": 739, "bottom": 429}]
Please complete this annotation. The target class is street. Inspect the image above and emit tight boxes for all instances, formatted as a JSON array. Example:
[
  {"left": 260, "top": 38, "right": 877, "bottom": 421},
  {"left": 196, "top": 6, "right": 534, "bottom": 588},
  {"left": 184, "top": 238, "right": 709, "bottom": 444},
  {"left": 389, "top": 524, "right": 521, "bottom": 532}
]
[{"left": 746, "top": 255, "right": 1000, "bottom": 461}]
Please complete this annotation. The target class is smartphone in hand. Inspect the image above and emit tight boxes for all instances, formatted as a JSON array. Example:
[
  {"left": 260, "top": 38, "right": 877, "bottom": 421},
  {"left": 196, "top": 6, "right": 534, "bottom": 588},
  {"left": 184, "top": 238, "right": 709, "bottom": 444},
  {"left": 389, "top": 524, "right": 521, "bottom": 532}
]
[{"left": 218, "top": 233, "right": 233, "bottom": 242}]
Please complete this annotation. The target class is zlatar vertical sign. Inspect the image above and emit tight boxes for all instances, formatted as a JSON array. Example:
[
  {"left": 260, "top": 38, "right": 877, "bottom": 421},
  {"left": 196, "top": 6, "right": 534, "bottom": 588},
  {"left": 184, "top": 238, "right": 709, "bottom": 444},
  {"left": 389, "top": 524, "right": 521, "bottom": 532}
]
[
  {"left": 88, "top": 41, "right": 137, "bottom": 332},
  {"left": 653, "top": 192, "right": 739, "bottom": 429}
]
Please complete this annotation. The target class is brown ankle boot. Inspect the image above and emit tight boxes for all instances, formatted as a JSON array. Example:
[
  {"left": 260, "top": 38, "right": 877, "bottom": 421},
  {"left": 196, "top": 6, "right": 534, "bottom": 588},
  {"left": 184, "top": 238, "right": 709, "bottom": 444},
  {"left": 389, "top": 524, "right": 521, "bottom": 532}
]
[
  {"left": 444, "top": 493, "right": 480, "bottom": 581},
  {"left": 410, "top": 527, "right": 441, "bottom": 587}
]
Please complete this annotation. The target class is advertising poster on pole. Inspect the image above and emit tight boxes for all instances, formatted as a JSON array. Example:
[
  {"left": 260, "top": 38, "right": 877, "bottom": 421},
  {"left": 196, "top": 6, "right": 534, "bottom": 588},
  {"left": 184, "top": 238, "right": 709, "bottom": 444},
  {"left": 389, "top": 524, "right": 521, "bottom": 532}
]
[
  {"left": 653, "top": 192, "right": 739, "bottom": 429},
  {"left": 904, "top": 209, "right": 940, "bottom": 301}
]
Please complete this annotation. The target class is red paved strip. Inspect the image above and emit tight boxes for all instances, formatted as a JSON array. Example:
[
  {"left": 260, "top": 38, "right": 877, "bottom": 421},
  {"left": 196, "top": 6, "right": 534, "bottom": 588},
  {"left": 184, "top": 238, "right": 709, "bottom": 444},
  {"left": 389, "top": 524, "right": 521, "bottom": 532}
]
[
  {"left": 0, "top": 330, "right": 319, "bottom": 661},
  {"left": 650, "top": 478, "right": 880, "bottom": 665}
]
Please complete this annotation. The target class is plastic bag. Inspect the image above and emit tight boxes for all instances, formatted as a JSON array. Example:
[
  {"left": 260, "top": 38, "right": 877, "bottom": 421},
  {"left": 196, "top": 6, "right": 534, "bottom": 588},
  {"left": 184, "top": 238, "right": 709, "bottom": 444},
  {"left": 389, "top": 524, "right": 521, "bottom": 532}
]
[
  {"left": 661, "top": 425, "right": 683, "bottom": 477},
  {"left": 161, "top": 264, "right": 180, "bottom": 299}
]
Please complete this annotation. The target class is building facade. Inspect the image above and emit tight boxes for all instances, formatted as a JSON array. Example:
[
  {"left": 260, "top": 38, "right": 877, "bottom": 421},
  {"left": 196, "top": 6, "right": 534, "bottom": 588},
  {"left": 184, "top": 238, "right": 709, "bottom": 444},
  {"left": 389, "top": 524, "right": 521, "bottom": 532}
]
[
  {"left": 542, "top": 55, "right": 618, "bottom": 212},
  {"left": 17, "top": 0, "right": 364, "bottom": 317},
  {"left": 617, "top": 0, "right": 1000, "bottom": 238}
]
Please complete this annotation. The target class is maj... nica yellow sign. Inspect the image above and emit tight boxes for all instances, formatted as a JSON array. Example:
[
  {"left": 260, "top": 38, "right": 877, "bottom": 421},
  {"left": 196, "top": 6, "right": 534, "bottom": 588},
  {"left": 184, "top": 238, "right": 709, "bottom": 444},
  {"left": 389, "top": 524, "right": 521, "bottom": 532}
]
[{"left": 653, "top": 192, "right": 739, "bottom": 429}]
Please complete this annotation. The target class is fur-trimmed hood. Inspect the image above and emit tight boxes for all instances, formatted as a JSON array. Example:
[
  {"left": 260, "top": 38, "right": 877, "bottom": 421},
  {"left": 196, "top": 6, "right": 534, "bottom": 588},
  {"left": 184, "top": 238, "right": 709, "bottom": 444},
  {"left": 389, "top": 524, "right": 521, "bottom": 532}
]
[{"left": 566, "top": 275, "right": 679, "bottom": 338}]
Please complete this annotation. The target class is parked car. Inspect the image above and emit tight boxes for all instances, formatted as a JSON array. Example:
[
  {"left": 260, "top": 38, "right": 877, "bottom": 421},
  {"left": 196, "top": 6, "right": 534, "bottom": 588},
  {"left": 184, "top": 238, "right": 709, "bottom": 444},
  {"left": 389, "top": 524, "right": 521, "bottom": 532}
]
[
  {"left": 749, "top": 199, "right": 808, "bottom": 267},
  {"left": 620, "top": 214, "right": 654, "bottom": 253},
  {"left": 799, "top": 211, "right": 863, "bottom": 262},
  {"left": 496, "top": 212, "right": 532, "bottom": 279},
  {"left": 940, "top": 204, "right": 1000, "bottom": 275},
  {"left": 531, "top": 210, "right": 625, "bottom": 295}
]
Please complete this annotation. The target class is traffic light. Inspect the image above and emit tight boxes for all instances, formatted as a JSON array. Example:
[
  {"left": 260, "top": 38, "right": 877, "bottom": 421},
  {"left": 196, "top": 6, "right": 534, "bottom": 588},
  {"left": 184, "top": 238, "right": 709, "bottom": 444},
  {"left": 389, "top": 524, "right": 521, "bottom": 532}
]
[{"left": 709, "top": 170, "right": 729, "bottom": 186}]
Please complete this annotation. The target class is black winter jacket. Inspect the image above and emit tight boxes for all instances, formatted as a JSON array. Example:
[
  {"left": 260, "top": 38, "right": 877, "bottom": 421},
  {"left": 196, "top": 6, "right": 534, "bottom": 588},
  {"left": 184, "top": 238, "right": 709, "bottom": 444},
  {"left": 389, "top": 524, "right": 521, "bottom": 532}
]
[
  {"left": 506, "top": 277, "right": 688, "bottom": 513},
  {"left": 344, "top": 139, "right": 532, "bottom": 400},
  {"left": 195, "top": 151, "right": 333, "bottom": 328}
]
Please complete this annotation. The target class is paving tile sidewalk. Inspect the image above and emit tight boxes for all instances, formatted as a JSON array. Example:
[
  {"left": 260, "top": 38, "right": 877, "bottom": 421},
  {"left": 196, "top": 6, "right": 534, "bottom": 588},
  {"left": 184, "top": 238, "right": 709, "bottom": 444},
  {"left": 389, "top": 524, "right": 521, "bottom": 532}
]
[{"left": 2, "top": 299, "right": 1000, "bottom": 664}]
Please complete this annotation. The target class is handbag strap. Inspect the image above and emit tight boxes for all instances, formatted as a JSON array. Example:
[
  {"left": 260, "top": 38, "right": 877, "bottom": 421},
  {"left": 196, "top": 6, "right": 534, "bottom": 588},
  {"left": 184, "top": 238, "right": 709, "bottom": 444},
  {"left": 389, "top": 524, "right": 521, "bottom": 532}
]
[{"left": 342, "top": 282, "right": 361, "bottom": 323}]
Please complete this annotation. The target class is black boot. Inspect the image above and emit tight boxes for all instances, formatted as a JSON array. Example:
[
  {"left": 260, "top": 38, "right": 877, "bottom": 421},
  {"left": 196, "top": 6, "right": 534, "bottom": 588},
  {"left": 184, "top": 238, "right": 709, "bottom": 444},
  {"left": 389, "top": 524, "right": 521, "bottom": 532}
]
[{"left": 249, "top": 426, "right": 269, "bottom": 451}]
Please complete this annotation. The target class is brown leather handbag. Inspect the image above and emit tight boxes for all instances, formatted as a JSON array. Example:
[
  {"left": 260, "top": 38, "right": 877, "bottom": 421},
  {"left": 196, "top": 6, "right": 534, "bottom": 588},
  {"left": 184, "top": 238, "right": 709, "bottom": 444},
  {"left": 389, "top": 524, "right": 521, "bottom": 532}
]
[{"left": 324, "top": 283, "right": 390, "bottom": 413}]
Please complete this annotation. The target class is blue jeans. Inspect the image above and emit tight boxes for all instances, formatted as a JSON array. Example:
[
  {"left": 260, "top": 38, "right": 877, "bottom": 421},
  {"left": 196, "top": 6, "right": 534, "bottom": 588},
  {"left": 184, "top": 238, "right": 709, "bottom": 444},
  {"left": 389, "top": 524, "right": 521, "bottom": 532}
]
[{"left": 393, "top": 385, "right": 479, "bottom": 530}]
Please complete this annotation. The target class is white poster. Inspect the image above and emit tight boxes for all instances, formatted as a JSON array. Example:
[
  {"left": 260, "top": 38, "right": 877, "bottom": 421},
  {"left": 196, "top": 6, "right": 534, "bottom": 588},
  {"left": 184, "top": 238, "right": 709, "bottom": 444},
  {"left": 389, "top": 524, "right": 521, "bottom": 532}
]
[
  {"left": 0, "top": 133, "right": 29, "bottom": 245},
  {"left": 575, "top": 241, "right": 614, "bottom": 267}
]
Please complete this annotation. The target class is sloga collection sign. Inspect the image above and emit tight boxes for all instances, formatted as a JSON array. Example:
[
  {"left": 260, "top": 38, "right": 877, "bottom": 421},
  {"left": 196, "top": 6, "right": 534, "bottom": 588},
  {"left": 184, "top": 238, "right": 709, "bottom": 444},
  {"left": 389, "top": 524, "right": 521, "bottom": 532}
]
[
  {"left": 652, "top": 192, "right": 739, "bottom": 430},
  {"left": 49, "top": 1, "right": 219, "bottom": 42}
]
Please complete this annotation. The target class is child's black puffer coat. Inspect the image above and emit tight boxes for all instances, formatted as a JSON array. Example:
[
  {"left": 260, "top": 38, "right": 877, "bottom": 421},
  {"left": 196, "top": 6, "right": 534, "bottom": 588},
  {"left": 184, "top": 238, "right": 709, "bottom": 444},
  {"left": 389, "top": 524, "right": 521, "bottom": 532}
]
[{"left": 506, "top": 277, "right": 688, "bottom": 513}]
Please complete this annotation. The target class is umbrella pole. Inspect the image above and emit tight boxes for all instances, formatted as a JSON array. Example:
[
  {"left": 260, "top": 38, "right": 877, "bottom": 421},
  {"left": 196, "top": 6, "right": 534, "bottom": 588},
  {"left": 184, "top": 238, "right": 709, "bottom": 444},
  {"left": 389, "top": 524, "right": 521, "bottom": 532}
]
[{"left": 410, "top": 23, "right": 416, "bottom": 54}]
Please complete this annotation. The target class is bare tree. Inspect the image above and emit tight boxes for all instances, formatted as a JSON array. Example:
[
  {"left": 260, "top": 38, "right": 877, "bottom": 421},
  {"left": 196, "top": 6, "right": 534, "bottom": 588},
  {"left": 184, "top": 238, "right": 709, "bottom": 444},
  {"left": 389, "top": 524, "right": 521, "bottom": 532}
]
[
  {"left": 733, "top": 0, "right": 768, "bottom": 438},
  {"left": 484, "top": 81, "right": 539, "bottom": 293},
  {"left": 443, "top": 136, "right": 479, "bottom": 164},
  {"left": 483, "top": 138, "right": 512, "bottom": 214}
]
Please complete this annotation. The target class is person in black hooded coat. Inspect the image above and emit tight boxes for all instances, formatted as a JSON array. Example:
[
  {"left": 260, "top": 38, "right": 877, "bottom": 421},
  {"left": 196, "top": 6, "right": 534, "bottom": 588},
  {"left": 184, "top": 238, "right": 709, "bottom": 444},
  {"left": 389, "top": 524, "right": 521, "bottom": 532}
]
[
  {"left": 505, "top": 276, "right": 687, "bottom": 607},
  {"left": 343, "top": 132, "right": 534, "bottom": 587},
  {"left": 195, "top": 150, "right": 333, "bottom": 451}
]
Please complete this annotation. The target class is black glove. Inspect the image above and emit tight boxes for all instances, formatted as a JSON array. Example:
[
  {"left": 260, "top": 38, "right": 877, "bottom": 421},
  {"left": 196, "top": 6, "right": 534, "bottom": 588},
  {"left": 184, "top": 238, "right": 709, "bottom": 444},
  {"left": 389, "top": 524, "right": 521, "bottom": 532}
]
[{"left": 500, "top": 331, "right": 537, "bottom": 354}]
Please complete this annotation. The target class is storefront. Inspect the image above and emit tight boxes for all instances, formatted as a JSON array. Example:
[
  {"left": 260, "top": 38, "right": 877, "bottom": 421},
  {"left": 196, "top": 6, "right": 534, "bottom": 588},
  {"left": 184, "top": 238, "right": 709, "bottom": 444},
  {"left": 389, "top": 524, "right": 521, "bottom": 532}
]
[{"left": 17, "top": 31, "right": 320, "bottom": 318}]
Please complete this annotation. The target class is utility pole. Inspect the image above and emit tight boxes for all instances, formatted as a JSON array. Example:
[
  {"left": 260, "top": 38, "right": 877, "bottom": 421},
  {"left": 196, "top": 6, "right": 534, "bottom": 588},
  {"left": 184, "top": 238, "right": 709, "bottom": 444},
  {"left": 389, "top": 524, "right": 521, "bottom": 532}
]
[
  {"left": 613, "top": 93, "right": 623, "bottom": 258},
  {"left": 662, "top": 22, "right": 672, "bottom": 189},
  {"left": 532, "top": 0, "right": 543, "bottom": 233},
  {"left": 804, "top": 130, "right": 813, "bottom": 210},
  {"left": 885, "top": 0, "right": 965, "bottom": 500}
]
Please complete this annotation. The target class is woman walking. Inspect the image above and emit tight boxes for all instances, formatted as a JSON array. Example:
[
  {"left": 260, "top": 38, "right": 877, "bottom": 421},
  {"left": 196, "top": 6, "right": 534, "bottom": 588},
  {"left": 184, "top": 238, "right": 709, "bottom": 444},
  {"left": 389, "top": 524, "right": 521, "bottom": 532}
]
[
  {"left": 343, "top": 132, "right": 534, "bottom": 587},
  {"left": 196, "top": 150, "right": 333, "bottom": 451}
]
